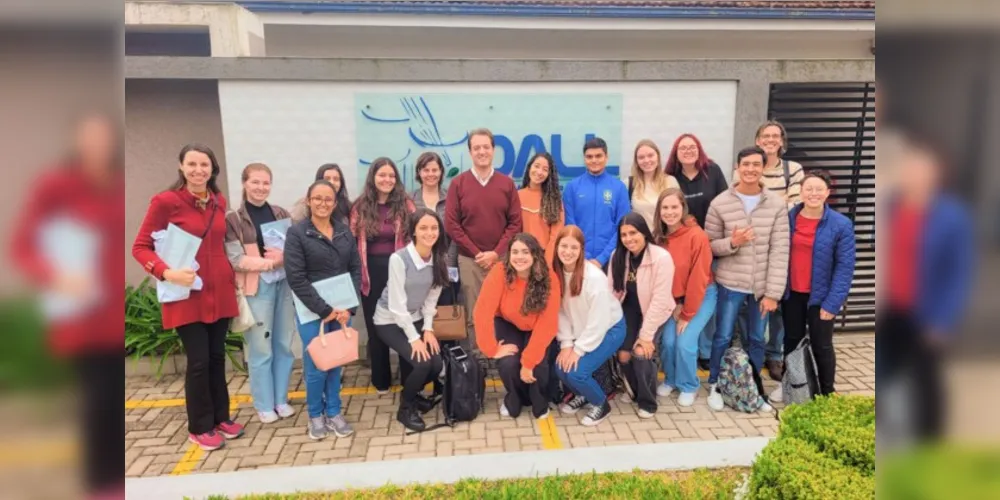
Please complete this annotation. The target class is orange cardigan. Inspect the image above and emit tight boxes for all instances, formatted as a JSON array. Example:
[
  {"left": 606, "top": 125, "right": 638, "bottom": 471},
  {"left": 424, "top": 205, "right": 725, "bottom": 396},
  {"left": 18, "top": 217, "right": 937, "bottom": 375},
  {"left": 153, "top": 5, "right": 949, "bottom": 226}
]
[
  {"left": 660, "top": 216, "right": 714, "bottom": 322},
  {"left": 517, "top": 187, "right": 564, "bottom": 265},
  {"left": 473, "top": 265, "right": 561, "bottom": 370}
]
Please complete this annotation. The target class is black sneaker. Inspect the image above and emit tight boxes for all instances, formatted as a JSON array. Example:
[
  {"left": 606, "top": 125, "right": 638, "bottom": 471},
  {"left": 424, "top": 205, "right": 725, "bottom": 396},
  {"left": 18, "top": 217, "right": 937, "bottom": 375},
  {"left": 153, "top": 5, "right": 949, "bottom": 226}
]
[
  {"left": 414, "top": 395, "right": 436, "bottom": 415},
  {"left": 559, "top": 395, "right": 588, "bottom": 415},
  {"left": 580, "top": 401, "right": 611, "bottom": 427},
  {"left": 397, "top": 406, "right": 426, "bottom": 432},
  {"left": 697, "top": 358, "right": 711, "bottom": 371}
]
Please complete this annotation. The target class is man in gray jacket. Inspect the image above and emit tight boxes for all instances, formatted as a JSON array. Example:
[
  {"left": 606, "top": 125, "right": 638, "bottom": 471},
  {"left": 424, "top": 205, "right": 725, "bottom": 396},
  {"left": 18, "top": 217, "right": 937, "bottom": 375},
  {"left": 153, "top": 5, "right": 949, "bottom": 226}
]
[{"left": 704, "top": 146, "right": 789, "bottom": 412}]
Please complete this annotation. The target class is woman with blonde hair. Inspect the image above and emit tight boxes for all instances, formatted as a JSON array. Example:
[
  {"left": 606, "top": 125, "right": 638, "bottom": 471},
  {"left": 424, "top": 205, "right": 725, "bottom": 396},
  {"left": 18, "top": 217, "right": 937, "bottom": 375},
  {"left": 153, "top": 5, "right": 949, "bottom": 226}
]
[
  {"left": 629, "top": 139, "right": 680, "bottom": 229},
  {"left": 224, "top": 163, "right": 296, "bottom": 424}
]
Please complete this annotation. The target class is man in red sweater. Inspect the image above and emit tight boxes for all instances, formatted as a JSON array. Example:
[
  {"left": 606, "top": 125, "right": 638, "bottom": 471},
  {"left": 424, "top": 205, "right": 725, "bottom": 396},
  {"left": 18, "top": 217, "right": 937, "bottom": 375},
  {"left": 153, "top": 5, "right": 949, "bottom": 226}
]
[{"left": 445, "top": 128, "right": 523, "bottom": 350}]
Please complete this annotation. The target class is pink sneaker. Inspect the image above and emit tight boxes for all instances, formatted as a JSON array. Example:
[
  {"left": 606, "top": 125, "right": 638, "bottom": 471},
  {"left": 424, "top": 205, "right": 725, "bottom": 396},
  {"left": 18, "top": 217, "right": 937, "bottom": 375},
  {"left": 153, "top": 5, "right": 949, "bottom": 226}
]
[
  {"left": 188, "top": 431, "right": 225, "bottom": 451},
  {"left": 215, "top": 420, "right": 245, "bottom": 439}
]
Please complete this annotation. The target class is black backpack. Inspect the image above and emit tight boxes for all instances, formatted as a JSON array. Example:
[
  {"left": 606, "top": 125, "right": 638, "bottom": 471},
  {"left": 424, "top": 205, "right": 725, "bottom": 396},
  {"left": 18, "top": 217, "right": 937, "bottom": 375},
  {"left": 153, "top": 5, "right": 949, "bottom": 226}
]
[{"left": 414, "top": 345, "right": 485, "bottom": 434}]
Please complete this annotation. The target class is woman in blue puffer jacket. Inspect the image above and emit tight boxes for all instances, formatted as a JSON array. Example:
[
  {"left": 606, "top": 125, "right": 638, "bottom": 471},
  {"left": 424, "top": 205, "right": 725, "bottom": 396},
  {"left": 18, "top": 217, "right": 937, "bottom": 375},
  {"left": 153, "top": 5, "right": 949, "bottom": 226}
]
[{"left": 771, "top": 171, "right": 856, "bottom": 401}]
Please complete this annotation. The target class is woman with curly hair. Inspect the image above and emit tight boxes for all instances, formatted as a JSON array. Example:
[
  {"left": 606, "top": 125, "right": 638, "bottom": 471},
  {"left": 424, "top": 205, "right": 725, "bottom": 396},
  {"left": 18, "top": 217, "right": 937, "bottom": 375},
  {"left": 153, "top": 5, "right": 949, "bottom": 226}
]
[
  {"left": 350, "top": 157, "right": 416, "bottom": 394},
  {"left": 474, "top": 233, "right": 561, "bottom": 420},
  {"left": 518, "top": 152, "right": 564, "bottom": 264}
]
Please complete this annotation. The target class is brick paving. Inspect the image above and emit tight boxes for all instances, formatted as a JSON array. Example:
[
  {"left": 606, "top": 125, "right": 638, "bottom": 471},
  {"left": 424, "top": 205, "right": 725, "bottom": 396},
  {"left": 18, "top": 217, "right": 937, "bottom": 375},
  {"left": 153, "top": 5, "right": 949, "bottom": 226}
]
[{"left": 125, "top": 334, "right": 875, "bottom": 478}]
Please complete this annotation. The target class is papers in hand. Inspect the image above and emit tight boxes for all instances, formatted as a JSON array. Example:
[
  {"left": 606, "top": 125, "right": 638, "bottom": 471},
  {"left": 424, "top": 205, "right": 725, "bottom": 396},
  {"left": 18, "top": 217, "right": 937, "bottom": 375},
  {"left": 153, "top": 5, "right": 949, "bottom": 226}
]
[
  {"left": 153, "top": 224, "right": 204, "bottom": 303},
  {"left": 259, "top": 219, "right": 292, "bottom": 284},
  {"left": 37, "top": 216, "right": 101, "bottom": 321},
  {"left": 448, "top": 266, "right": 460, "bottom": 283},
  {"left": 292, "top": 273, "right": 360, "bottom": 324}
]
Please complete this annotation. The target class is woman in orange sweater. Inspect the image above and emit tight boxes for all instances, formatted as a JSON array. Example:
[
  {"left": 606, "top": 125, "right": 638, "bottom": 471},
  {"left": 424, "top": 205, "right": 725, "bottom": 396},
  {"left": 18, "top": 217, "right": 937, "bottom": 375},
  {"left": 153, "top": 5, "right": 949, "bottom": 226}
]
[
  {"left": 474, "top": 233, "right": 561, "bottom": 420},
  {"left": 518, "top": 153, "right": 564, "bottom": 264},
  {"left": 652, "top": 189, "right": 717, "bottom": 407}
]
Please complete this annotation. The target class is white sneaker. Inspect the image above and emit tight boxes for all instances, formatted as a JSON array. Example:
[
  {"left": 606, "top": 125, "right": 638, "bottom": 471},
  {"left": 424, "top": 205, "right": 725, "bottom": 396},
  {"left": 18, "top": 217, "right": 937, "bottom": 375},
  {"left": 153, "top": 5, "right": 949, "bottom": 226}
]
[
  {"left": 637, "top": 409, "right": 655, "bottom": 419},
  {"left": 758, "top": 400, "right": 774, "bottom": 413},
  {"left": 769, "top": 386, "right": 784, "bottom": 404},
  {"left": 275, "top": 404, "right": 296, "bottom": 419},
  {"left": 677, "top": 392, "right": 697, "bottom": 407},
  {"left": 560, "top": 395, "right": 588, "bottom": 415},
  {"left": 536, "top": 410, "right": 550, "bottom": 421},
  {"left": 376, "top": 389, "right": 390, "bottom": 396},
  {"left": 257, "top": 410, "right": 279, "bottom": 424},
  {"left": 707, "top": 384, "right": 724, "bottom": 411},
  {"left": 499, "top": 402, "right": 510, "bottom": 418},
  {"left": 656, "top": 383, "right": 675, "bottom": 398}
]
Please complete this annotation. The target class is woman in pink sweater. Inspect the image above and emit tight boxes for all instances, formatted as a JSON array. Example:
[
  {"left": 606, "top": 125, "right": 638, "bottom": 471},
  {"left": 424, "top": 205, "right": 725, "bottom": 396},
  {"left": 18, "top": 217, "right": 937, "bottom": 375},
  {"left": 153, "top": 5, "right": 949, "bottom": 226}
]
[{"left": 607, "top": 212, "right": 676, "bottom": 418}]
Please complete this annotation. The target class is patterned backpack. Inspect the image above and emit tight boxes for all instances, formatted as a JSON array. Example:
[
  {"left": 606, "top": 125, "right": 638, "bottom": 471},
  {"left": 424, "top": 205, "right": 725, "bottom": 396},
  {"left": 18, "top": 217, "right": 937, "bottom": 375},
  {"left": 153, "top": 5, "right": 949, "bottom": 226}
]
[{"left": 718, "top": 346, "right": 766, "bottom": 413}]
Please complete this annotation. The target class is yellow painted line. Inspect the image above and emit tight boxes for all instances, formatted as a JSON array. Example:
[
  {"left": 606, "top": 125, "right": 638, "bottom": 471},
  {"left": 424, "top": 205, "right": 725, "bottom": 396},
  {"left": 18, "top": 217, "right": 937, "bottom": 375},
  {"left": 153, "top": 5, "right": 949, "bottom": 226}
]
[
  {"left": 169, "top": 443, "right": 204, "bottom": 476},
  {"left": 0, "top": 440, "right": 76, "bottom": 467},
  {"left": 538, "top": 413, "right": 563, "bottom": 450},
  {"left": 129, "top": 378, "right": 507, "bottom": 409}
]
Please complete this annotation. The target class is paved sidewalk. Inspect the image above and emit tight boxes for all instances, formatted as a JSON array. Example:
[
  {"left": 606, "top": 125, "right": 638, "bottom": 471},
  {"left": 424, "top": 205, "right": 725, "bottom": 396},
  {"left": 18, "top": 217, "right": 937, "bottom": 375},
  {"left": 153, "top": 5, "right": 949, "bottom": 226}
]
[{"left": 125, "top": 334, "right": 875, "bottom": 478}]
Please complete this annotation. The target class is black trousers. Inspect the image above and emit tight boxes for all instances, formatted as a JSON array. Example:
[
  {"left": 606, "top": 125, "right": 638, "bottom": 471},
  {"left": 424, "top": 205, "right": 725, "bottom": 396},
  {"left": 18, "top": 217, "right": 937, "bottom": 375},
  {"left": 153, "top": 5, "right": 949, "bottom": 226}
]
[
  {"left": 362, "top": 254, "right": 396, "bottom": 391},
  {"left": 494, "top": 317, "right": 551, "bottom": 418},
  {"left": 782, "top": 292, "right": 837, "bottom": 395},
  {"left": 75, "top": 351, "right": 123, "bottom": 492},
  {"left": 176, "top": 318, "right": 232, "bottom": 434},
  {"left": 373, "top": 319, "right": 443, "bottom": 408},
  {"left": 877, "top": 308, "right": 944, "bottom": 439},
  {"left": 620, "top": 308, "right": 658, "bottom": 413}
]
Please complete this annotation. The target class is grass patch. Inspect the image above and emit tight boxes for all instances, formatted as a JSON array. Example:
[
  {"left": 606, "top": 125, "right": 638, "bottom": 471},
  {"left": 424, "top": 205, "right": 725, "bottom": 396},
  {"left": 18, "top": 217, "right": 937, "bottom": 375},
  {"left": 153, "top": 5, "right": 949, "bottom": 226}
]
[{"left": 202, "top": 468, "right": 745, "bottom": 499}]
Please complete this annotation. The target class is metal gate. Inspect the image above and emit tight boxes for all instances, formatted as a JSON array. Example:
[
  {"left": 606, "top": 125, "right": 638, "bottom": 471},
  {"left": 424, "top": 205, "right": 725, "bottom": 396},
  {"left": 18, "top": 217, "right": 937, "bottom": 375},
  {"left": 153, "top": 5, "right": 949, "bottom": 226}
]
[{"left": 767, "top": 82, "right": 875, "bottom": 333}]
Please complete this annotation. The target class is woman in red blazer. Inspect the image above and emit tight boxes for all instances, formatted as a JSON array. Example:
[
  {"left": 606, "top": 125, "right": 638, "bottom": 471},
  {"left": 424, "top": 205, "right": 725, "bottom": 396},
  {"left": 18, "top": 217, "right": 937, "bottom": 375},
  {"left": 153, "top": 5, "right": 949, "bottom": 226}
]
[{"left": 132, "top": 144, "right": 243, "bottom": 451}]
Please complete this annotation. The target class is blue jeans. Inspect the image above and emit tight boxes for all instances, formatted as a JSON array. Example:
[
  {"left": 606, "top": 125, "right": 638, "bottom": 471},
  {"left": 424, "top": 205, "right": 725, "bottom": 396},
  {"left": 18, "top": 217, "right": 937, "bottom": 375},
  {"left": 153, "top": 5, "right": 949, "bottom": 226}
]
[
  {"left": 296, "top": 318, "right": 345, "bottom": 419},
  {"left": 661, "top": 284, "right": 718, "bottom": 393},
  {"left": 737, "top": 305, "right": 784, "bottom": 362},
  {"left": 699, "top": 313, "right": 715, "bottom": 360},
  {"left": 556, "top": 317, "right": 626, "bottom": 406},
  {"left": 710, "top": 286, "right": 768, "bottom": 384},
  {"left": 244, "top": 279, "right": 297, "bottom": 413}
]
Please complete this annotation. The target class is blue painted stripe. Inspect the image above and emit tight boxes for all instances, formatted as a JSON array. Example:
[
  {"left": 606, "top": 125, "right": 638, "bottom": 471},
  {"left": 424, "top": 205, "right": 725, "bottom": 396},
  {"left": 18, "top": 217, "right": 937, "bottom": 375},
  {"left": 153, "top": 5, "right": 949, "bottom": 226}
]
[{"left": 237, "top": 2, "right": 874, "bottom": 21}]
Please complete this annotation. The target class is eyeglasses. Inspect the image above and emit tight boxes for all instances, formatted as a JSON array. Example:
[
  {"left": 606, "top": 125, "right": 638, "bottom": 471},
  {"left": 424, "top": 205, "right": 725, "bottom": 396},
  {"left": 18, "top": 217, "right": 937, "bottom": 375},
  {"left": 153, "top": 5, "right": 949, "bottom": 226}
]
[
  {"left": 759, "top": 133, "right": 782, "bottom": 140},
  {"left": 310, "top": 197, "right": 335, "bottom": 205},
  {"left": 678, "top": 146, "right": 698, "bottom": 153}
]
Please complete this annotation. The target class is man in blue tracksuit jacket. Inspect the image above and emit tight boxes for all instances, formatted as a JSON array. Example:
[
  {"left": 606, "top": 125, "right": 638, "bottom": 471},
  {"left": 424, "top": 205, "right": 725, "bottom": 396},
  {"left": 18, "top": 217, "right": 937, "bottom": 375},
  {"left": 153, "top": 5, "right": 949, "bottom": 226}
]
[{"left": 562, "top": 137, "right": 631, "bottom": 268}]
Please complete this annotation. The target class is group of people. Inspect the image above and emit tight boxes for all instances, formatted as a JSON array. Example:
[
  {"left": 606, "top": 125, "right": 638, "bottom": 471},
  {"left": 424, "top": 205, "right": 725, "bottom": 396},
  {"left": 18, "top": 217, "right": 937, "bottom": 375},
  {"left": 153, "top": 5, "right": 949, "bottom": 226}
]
[{"left": 132, "top": 121, "right": 857, "bottom": 451}]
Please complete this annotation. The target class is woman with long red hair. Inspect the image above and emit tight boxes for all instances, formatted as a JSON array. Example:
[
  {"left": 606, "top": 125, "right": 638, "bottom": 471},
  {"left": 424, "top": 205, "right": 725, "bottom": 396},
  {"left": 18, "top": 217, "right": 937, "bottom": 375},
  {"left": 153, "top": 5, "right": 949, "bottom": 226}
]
[
  {"left": 552, "top": 226, "right": 625, "bottom": 426},
  {"left": 664, "top": 134, "right": 729, "bottom": 229}
]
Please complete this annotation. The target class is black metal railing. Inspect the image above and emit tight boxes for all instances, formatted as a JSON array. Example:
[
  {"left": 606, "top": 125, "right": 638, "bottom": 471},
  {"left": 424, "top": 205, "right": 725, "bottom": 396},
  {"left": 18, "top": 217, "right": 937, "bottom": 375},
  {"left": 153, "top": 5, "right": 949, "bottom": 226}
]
[{"left": 767, "top": 82, "right": 876, "bottom": 333}]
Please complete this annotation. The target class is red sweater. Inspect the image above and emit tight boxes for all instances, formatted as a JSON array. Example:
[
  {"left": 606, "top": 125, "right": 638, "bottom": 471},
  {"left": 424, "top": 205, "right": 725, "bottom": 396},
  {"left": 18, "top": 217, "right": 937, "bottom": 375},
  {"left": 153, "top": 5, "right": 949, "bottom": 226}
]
[
  {"left": 659, "top": 217, "right": 714, "bottom": 322},
  {"left": 445, "top": 170, "right": 522, "bottom": 258},
  {"left": 790, "top": 214, "right": 820, "bottom": 293},
  {"left": 473, "top": 265, "right": 561, "bottom": 370},
  {"left": 10, "top": 167, "right": 125, "bottom": 356},
  {"left": 132, "top": 189, "right": 238, "bottom": 330}
]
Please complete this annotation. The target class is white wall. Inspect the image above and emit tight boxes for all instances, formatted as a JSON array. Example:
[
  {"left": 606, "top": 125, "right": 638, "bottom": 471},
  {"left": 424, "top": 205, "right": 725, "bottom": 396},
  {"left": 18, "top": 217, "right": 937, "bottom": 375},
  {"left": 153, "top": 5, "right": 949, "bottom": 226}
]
[{"left": 217, "top": 80, "right": 738, "bottom": 209}]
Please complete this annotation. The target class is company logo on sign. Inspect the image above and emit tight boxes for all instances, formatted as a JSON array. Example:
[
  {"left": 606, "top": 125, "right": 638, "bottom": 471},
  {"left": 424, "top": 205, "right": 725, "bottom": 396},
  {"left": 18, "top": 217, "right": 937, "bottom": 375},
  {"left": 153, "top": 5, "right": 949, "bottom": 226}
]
[{"left": 355, "top": 93, "right": 623, "bottom": 191}]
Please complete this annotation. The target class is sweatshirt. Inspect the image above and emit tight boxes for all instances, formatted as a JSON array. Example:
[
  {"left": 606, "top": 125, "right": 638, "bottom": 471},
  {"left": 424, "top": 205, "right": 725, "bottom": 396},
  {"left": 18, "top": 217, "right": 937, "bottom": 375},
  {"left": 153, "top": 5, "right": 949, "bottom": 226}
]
[
  {"left": 445, "top": 170, "right": 522, "bottom": 258},
  {"left": 557, "top": 264, "right": 624, "bottom": 356},
  {"left": 473, "top": 265, "right": 561, "bottom": 370},
  {"left": 660, "top": 216, "right": 714, "bottom": 322},
  {"left": 518, "top": 186, "right": 564, "bottom": 264},
  {"left": 562, "top": 170, "right": 631, "bottom": 266}
]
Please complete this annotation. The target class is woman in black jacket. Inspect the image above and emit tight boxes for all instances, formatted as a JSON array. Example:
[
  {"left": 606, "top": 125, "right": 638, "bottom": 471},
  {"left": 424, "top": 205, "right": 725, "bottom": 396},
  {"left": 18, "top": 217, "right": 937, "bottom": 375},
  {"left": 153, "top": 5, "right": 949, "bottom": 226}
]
[{"left": 285, "top": 180, "right": 362, "bottom": 441}]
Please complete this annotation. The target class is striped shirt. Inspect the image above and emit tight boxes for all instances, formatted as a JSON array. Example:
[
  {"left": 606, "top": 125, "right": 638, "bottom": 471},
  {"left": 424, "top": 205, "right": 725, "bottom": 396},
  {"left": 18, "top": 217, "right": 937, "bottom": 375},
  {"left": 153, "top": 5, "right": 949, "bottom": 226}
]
[{"left": 733, "top": 159, "right": 805, "bottom": 208}]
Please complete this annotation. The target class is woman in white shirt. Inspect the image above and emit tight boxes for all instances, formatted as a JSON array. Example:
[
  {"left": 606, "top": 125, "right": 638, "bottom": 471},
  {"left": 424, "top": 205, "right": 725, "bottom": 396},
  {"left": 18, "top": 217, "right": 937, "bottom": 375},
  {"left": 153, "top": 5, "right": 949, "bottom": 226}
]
[
  {"left": 629, "top": 139, "right": 680, "bottom": 229},
  {"left": 552, "top": 225, "right": 627, "bottom": 427},
  {"left": 372, "top": 208, "right": 448, "bottom": 432}
]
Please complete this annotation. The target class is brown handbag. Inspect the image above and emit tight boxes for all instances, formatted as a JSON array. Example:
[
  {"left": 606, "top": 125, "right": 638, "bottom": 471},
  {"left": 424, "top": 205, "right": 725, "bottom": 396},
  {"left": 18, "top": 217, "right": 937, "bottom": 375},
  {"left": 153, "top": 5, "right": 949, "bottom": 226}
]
[{"left": 432, "top": 286, "right": 467, "bottom": 341}]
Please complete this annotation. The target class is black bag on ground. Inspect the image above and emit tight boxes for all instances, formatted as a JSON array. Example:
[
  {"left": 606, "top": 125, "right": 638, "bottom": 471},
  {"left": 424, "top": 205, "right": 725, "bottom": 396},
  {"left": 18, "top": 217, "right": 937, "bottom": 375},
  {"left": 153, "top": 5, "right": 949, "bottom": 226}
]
[{"left": 441, "top": 344, "right": 486, "bottom": 423}]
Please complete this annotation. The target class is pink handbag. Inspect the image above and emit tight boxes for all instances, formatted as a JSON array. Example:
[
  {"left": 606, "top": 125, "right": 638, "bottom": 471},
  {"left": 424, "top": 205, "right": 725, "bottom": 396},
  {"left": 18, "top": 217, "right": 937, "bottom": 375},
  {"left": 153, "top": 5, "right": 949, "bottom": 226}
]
[{"left": 306, "top": 321, "right": 359, "bottom": 371}]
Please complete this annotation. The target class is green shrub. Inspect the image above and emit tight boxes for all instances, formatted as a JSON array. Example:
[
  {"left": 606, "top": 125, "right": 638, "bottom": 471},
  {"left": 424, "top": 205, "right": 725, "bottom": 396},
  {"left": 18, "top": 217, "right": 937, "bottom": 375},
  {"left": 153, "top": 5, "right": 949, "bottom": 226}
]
[
  {"left": 749, "top": 436, "right": 874, "bottom": 500},
  {"left": 780, "top": 395, "right": 875, "bottom": 475},
  {"left": 880, "top": 444, "right": 1000, "bottom": 500},
  {"left": 0, "top": 297, "right": 71, "bottom": 391},
  {"left": 126, "top": 278, "right": 246, "bottom": 377},
  {"left": 747, "top": 395, "right": 876, "bottom": 500}
]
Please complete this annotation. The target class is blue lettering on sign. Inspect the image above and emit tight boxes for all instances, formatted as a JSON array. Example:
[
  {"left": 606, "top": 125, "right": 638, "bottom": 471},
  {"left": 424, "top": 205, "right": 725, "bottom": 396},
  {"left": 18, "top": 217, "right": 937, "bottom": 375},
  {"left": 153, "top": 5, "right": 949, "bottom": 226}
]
[{"left": 494, "top": 133, "right": 620, "bottom": 181}]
